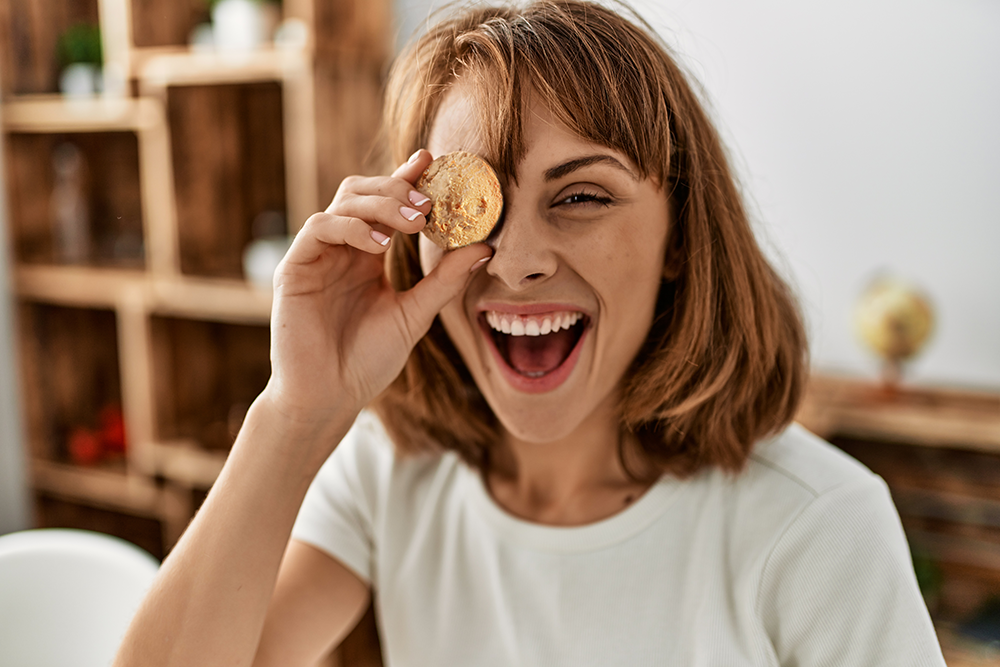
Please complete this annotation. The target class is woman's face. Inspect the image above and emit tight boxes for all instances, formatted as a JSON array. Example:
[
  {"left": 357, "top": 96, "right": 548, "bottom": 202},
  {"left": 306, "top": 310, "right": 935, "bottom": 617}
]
[{"left": 421, "top": 89, "right": 671, "bottom": 444}]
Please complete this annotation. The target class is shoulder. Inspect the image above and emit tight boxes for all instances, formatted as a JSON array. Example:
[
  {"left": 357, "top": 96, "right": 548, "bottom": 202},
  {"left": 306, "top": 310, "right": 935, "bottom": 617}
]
[
  {"left": 745, "top": 428, "right": 946, "bottom": 664},
  {"left": 313, "top": 410, "right": 460, "bottom": 509},
  {"left": 716, "top": 423, "right": 894, "bottom": 573},
  {"left": 747, "top": 422, "right": 880, "bottom": 498}
]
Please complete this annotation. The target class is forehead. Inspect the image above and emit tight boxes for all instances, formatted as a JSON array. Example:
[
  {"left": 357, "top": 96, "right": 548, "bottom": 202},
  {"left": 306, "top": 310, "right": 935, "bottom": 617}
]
[
  {"left": 425, "top": 83, "right": 605, "bottom": 173},
  {"left": 426, "top": 86, "right": 487, "bottom": 159}
]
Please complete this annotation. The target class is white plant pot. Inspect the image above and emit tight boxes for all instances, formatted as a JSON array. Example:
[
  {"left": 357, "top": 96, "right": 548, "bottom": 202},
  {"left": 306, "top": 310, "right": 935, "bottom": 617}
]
[
  {"left": 243, "top": 236, "right": 292, "bottom": 289},
  {"left": 212, "top": 0, "right": 266, "bottom": 53},
  {"left": 59, "top": 63, "right": 100, "bottom": 98}
]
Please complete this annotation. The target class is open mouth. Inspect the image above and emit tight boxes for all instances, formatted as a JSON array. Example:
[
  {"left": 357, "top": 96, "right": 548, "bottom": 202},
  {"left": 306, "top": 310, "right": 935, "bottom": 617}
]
[{"left": 479, "top": 310, "right": 589, "bottom": 386}]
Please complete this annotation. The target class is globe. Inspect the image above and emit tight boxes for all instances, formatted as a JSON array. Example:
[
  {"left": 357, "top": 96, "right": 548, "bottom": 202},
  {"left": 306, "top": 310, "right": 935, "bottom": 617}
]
[{"left": 854, "top": 277, "right": 935, "bottom": 384}]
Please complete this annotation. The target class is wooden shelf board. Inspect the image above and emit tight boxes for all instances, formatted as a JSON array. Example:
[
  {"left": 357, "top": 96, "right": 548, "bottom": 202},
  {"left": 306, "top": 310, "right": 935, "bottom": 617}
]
[
  {"left": 2, "top": 96, "right": 162, "bottom": 133},
  {"left": 150, "top": 440, "right": 227, "bottom": 489},
  {"left": 798, "top": 374, "right": 1000, "bottom": 454},
  {"left": 32, "top": 459, "right": 163, "bottom": 518},
  {"left": 148, "top": 276, "right": 272, "bottom": 324},
  {"left": 139, "top": 46, "right": 309, "bottom": 88},
  {"left": 14, "top": 265, "right": 272, "bottom": 323},
  {"left": 15, "top": 264, "right": 146, "bottom": 308}
]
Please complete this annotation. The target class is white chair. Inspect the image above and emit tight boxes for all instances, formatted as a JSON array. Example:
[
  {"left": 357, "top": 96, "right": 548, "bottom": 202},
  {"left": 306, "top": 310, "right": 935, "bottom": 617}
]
[{"left": 0, "top": 528, "right": 160, "bottom": 667}]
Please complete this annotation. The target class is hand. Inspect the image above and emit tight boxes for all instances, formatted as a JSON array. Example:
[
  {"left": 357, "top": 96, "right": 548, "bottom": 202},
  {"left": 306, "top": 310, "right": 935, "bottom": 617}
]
[{"left": 262, "top": 150, "right": 492, "bottom": 432}]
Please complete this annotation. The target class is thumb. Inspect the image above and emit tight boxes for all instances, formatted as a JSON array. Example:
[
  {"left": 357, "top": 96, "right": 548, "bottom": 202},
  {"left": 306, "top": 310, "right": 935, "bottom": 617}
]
[{"left": 397, "top": 243, "right": 492, "bottom": 341}]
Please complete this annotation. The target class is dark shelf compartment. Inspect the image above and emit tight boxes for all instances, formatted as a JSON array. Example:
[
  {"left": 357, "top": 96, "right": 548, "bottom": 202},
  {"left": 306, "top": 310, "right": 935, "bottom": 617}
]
[
  {"left": 151, "top": 315, "right": 270, "bottom": 452},
  {"left": 5, "top": 131, "right": 146, "bottom": 270},
  {"left": 166, "top": 81, "right": 286, "bottom": 279},
  {"left": 17, "top": 302, "right": 126, "bottom": 467}
]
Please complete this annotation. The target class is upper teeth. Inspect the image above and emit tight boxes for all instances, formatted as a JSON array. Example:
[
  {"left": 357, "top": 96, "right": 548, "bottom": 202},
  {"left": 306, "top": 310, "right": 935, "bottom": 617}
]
[{"left": 485, "top": 311, "right": 583, "bottom": 336}]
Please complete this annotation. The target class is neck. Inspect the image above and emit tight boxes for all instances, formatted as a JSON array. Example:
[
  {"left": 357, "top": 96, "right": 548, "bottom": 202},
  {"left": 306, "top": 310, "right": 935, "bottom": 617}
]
[{"left": 486, "top": 396, "right": 653, "bottom": 526}]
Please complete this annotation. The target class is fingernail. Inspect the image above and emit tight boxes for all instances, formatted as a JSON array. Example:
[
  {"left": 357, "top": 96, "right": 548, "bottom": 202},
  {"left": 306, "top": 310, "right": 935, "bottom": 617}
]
[
  {"left": 409, "top": 190, "right": 431, "bottom": 206},
  {"left": 371, "top": 230, "right": 391, "bottom": 246},
  {"left": 470, "top": 256, "right": 491, "bottom": 273},
  {"left": 407, "top": 150, "right": 421, "bottom": 164},
  {"left": 400, "top": 206, "right": 422, "bottom": 222}
]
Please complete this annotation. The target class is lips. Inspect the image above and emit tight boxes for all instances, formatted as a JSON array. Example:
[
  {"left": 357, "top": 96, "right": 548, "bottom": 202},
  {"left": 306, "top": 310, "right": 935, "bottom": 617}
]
[{"left": 478, "top": 307, "right": 590, "bottom": 393}]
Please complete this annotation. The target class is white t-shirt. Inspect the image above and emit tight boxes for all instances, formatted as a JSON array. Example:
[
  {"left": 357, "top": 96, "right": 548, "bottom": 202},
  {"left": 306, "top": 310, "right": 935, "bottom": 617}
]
[{"left": 292, "top": 411, "right": 946, "bottom": 666}]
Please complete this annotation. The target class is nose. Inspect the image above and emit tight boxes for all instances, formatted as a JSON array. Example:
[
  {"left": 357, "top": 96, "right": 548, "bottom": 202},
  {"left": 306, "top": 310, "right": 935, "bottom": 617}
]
[{"left": 484, "top": 202, "right": 558, "bottom": 290}]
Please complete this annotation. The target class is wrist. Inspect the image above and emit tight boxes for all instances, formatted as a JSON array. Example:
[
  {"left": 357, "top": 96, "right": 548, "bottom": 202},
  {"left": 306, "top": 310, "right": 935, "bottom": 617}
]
[{"left": 240, "top": 385, "right": 360, "bottom": 472}]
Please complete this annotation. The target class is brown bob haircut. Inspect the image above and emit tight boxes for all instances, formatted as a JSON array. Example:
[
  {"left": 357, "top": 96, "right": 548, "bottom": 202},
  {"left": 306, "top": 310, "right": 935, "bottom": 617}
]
[{"left": 372, "top": 0, "right": 808, "bottom": 479}]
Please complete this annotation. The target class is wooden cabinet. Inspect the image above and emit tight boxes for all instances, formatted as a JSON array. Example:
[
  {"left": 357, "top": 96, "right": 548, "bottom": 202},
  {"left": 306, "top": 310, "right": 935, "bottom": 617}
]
[
  {"left": 3, "top": 2, "right": 390, "bottom": 663},
  {"left": 798, "top": 373, "right": 1000, "bottom": 665},
  {"left": 1, "top": 0, "right": 388, "bottom": 554}
]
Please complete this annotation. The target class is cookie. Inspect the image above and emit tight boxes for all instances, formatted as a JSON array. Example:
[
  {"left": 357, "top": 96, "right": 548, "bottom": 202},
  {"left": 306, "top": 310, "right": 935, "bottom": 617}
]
[{"left": 415, "top": 151, "right": 503, "bottom": 249}]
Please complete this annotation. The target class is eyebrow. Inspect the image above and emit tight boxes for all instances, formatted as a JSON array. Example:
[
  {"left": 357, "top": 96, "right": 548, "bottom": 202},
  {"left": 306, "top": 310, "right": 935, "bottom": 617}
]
[{"left": 543, "top": 154, "right": 638, "bottom": 182}]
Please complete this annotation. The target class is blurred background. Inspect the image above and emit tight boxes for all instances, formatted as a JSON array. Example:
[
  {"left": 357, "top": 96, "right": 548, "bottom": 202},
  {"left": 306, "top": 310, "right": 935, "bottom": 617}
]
[{"left": 0, "top": 0, "right": 997, "bottom": 664}]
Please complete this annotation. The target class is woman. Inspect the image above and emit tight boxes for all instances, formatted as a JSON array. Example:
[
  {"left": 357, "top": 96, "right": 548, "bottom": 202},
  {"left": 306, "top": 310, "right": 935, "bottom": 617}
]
[{"left": 116, "top": 2, "right": 945, "bottom": 665}]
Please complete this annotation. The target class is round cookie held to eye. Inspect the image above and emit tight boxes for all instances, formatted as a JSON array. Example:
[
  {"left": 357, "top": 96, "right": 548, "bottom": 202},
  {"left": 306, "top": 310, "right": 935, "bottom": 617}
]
[{"left": 416, "top": 151, "right": 503, "bottom": 250}]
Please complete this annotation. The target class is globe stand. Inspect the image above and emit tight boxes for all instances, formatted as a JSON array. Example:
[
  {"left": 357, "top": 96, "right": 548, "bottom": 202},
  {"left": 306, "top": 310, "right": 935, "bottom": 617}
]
[{"left": 878, "top": 357, "right": 904, "bottom": 398}]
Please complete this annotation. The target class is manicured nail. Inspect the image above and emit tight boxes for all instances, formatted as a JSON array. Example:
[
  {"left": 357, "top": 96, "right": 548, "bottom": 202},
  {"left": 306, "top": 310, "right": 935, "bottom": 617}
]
[
  {"left": 400, "top": 206, "right": 422, "bottom": 222},
  {"left": 470, "top": 256, "right": 491, "bottom": 273},
  {"left": 409, "top": 190, "right": 431, "bottom": 206},
  {"left": 407, "top": 150, "right": 421, "bottom": 164},
  {"left": 371, "top": 230, "right": 391, "bottom": 246}
]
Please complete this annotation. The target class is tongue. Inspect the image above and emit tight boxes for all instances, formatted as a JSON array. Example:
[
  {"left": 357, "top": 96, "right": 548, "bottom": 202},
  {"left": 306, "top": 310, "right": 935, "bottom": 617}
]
[{"left": 506, "top": 329, "right": 577, "bottom": 375}]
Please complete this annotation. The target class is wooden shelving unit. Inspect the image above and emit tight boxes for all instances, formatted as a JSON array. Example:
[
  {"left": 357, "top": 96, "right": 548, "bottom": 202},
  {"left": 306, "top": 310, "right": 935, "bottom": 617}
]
[
  {"left": 798, "top": 373, "right": 1000, "bottom": 666},
  {"left": 1, "top": 0, "right": 389, "bottom": 565}
]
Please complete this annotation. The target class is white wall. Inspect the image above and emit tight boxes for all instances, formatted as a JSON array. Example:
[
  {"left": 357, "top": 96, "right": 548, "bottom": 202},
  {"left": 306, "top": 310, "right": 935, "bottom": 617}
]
[
  {"left": 636, "top": 0, "right": 1000, "bottom": 389},
  {"left": 0, "top": 100, "right": 30, "bottom": 535},
  {"left": 395, "top": 0, "right": 1000, "bottom": 390}
]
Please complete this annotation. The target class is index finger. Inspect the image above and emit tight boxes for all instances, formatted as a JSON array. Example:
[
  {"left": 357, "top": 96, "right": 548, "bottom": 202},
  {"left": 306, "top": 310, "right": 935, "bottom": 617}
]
[{"left": 392, "top": 149, "right": 434, "bottom": 183}]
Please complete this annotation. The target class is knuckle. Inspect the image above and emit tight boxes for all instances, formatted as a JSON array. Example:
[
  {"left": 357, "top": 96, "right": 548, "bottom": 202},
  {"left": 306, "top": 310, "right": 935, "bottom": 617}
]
[{"left": 303, "top": 211, "right": 333, "bottom": 229}]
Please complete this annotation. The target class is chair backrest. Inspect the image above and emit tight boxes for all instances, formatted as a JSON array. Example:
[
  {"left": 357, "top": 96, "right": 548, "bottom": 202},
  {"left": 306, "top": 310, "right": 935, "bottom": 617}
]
[{"left": 0, "top": 528, "right": 160, "bottom": 667}]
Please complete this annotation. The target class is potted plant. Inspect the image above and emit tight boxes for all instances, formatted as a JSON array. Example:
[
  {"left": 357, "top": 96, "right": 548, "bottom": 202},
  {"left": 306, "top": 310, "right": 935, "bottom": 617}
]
[{"left": 57, "top": 23, "right": 102, "bottom": 97}]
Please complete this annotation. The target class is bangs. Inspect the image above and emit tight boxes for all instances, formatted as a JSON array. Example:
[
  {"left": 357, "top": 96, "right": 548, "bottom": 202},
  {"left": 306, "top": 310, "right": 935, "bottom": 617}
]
[{"left": 390, "top": 2, "right": 676, "bottom": 186}]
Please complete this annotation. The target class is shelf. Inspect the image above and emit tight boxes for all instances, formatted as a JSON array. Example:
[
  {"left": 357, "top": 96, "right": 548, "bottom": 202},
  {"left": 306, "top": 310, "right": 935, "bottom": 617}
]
[
  {"left": 138, "top": 46, "right": 310, "bottom": 89},
  {"left": 146, "top": 276, "right": 272, "bottom": 324},
  {"left": 32, "top": 459, "right": 161, "bottom": 518},
  {"left": 1, "top": 96, "right": 163, "bottom": 133},
  {"left": 798, "top": 374, "right": 1000, "bottom": 454},
  {"left": 2, "top": 0, "right": 387, "bottom": 585},
  {"left": 15, "top": 264, "right": 144, "bottom": 308},
  {"left": 15, "top": 265, "right": 272, "bottom": 323},
  {"left": 150, "top": 316, "right": 270, "bottom": 453},
  {"left": 17, "top": 303, "right": 123, "bottom": 464},
  {"left": 0, "top": 0, "right": 101, "bottom": 96},
  {"left": 5, "top": 130, "right": 147, "bottom": 268},
  {"left": 150, "top": 440, "right": 227, "bottom": 488},
  {"left": 165, "top": 80, "right": 288, "bottom": 279}
]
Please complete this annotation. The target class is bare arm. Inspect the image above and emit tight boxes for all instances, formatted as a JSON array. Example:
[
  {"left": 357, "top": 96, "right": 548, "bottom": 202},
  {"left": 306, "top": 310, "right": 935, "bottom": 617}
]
[
  {"left": 113, "top": 397, "right": 356, "bottom": 667},
  {"left": 113, "top": 151, "right": 492, "bottom": 667},
  {"left": 253, "top": 541, "right": 370, "bottom": 667}
]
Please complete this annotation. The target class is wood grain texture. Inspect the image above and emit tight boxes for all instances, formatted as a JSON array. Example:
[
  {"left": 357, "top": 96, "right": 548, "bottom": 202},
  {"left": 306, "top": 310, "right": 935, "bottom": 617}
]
[
  {"left": 130, "top": 0, "right": 208, "bottom": 49},
  {"left": 0, "top": 0, "right": 100, "bottom": 95},
  {"left": 5, "top": 131, "right": 145, "bottom": 268},
  {"left": 150, "top": 316, "right": 269, "bottom": 451},
  {"left": 167, "top": 82, "right": 286, "bottom": 278},
  {"left": 17, "top": 303, "right": 122, "bottom": 463}
]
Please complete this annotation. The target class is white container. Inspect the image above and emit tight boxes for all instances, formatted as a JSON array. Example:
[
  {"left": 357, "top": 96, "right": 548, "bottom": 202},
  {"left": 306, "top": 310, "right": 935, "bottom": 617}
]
[
  {"left": 212, "top": 0, "right": 266, "bottom": 53},
  {"left": 243, "top": 236, "right": 292, "bottom": 290},
  {"left": 59, "top": 63, "right": 100, "bottom": 98}
]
